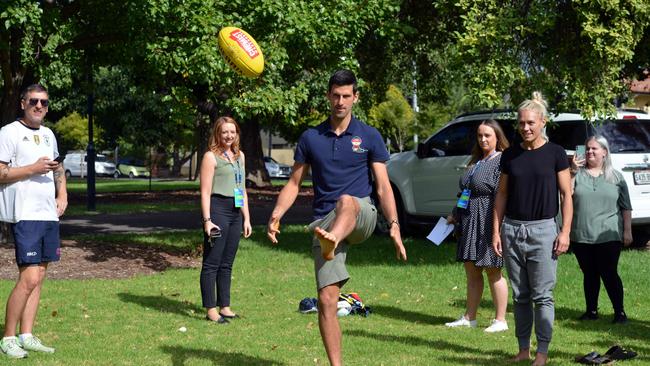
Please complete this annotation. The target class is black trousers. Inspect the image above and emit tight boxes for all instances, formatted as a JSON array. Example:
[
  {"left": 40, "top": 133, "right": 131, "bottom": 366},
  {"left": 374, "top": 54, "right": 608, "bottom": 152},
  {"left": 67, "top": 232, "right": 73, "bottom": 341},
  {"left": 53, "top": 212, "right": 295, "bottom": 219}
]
[
  {"left": 572, "top": 241, "right": 625, "bottom": 314},
  {"left": 200, "top": 195, "right": 242, "bottom": 308}
]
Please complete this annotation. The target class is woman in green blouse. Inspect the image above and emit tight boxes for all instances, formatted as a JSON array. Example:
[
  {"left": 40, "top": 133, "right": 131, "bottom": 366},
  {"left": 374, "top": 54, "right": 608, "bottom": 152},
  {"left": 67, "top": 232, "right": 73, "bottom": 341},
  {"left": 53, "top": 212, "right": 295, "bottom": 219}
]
[{"left": 570, "top": 135, "right": 632, "bottom": 324}]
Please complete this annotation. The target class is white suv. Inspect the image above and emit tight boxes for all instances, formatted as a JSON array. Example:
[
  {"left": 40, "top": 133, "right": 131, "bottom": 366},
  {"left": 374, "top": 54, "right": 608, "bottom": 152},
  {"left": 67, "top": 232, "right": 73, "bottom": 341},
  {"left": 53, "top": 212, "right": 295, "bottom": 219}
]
[
  {"left": 63, "top": 151, "right": 117, "bottom": 178},
  {"left": 382, "top": 109, "right": 650, "bottom": 245}
]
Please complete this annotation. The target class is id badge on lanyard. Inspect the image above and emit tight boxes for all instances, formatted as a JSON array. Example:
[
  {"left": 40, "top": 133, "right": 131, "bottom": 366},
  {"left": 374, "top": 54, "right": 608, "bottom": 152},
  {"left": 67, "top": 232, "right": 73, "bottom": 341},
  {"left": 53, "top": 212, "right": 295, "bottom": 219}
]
[
  {"left": 225, "top": 152, "right": 244, "bottom": 208},
  {"left": 456, "top": 188, "right": 471, "bottom": 209},
  {"left": 234, "top": 188, "right": 244, "bottom": 208}
]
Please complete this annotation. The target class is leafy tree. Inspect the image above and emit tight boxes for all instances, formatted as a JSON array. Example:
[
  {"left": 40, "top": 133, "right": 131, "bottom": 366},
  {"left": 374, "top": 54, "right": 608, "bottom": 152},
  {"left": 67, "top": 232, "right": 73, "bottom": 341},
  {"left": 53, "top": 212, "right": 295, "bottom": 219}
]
[
  {"left": 369, "top": 85, "right": 415, "bottom": 152},
  {"left": 48, "top": 111, "right": 102, "bottom": 151},
  {"left": 452, "top": 0, "right": 650, "bottom": 117}
]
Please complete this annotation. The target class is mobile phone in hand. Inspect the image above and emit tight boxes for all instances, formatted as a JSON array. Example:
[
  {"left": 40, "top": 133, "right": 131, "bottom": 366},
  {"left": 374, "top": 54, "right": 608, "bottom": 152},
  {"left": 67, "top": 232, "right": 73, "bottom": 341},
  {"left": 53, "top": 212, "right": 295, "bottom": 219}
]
[{"left": 575, "top": 145, "right": 586, "bottom": 160}]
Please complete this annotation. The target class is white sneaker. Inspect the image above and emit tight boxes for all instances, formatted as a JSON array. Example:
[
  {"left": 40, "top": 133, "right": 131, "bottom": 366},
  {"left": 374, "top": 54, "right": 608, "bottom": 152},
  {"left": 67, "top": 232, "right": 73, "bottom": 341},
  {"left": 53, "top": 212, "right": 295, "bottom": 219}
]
[
  {"left": 0, "top": 336, "right": 28, "bottom": 358},
  {"left": 484, "top": 319, "right": 508, "bottom": 333},
  {"left": 19, "top": 335, "right": 55, "bottom": 353},
  {"left": 445, "top": 315, "right": 477, "bottom": 328}
]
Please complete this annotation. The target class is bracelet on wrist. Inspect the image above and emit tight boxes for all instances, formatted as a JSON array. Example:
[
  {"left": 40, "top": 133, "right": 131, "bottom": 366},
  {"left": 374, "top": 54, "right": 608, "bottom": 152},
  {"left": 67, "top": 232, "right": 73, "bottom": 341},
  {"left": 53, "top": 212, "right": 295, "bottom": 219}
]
[
  {"left": 202, "top": 217, "right": 211, "bottom": 223},
  {"left": 389, "top": 219, "right": 400, "bottom": 228}
]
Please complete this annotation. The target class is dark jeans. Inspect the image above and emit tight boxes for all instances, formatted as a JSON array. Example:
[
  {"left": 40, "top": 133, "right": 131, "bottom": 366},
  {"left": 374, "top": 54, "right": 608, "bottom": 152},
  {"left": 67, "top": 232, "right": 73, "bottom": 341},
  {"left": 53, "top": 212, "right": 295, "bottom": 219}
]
[
  {"left": 200, "top": 194, "right": 242, "bottom": 308},
  {"left": 572, "top": 241, "right": 624, "bottom": 314}
]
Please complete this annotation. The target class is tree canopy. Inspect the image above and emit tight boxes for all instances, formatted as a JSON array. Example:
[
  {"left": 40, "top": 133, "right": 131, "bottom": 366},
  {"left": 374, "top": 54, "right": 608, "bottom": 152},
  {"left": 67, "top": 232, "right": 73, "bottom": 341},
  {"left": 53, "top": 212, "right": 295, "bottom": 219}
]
[{"left": 1, "top": 0, "right": 648, "bottom": 180}]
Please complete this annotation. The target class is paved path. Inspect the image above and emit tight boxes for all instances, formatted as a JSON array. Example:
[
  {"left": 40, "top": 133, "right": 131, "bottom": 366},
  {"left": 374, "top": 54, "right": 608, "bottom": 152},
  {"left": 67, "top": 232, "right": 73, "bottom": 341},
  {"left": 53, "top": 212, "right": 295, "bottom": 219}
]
[{"left": 60, "top": 203, "right": 313, "bottom": 236}]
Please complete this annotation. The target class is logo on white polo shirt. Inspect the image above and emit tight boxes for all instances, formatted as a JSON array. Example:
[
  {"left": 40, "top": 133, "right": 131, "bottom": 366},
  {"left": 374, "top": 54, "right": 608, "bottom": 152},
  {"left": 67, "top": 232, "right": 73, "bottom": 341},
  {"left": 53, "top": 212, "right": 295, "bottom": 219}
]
[
  {"left": 351, "top": 136, "right": 367, "bottom": 153},
  {"left": 33, "top": 135, "right": 40, "bottom": 145},
  {"left": 26, "top": 251, "right": 37, "bottom": 257}
]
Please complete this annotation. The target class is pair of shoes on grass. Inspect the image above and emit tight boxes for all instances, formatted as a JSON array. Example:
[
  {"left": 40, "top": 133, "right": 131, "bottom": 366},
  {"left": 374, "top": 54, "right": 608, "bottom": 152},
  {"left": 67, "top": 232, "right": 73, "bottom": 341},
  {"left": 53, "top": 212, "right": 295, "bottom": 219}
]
[
  {"left": 445, "top": 315, "right": 508, "bottom": 333},
  {"left": 578, "top": 310, "right": 628, "bottom": 324},
  {"left": 575, "top": 345, "right": 637, "bottom": 364},
  {"left": 1, "top": 335, "right": 55, "bottom": 359}
]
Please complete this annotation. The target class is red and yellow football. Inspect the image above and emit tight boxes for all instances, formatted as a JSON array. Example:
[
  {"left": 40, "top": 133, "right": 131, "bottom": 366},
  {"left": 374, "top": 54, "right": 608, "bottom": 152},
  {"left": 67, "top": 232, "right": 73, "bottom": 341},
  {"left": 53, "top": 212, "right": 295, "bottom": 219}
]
[{"left": 217, "top": 26, "right": 264, "bottom": 78}]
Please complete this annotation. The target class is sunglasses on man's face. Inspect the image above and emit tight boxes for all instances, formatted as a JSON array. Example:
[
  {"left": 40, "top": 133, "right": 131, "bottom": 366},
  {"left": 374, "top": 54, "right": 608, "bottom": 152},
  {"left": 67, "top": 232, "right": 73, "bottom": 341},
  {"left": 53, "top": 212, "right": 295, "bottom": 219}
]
[{"left": 26, "top": 98, "right": 49, "bottom": 107}]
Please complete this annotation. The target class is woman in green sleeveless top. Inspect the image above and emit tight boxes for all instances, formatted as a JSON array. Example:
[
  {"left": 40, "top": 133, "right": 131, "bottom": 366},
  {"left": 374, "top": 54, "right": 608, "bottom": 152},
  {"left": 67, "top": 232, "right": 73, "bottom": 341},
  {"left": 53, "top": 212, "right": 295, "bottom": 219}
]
[
  {"left": 570, "top": 135, "right": 632, "bottom": 324},
  {"left": 199, "top": 116, "right": 252, "bottom": 323}
]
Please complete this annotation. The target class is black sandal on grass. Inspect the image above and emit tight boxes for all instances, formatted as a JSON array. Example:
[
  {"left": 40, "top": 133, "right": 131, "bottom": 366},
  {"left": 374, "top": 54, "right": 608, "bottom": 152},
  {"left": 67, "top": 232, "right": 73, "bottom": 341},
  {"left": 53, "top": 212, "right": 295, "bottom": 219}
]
[
  {"left": 205, "top": 315, "right": 229, "bottom": 324},
  {"left": 575, "top": 351, "right": 600, "bottom": 364},
  {"left": 605, "top": 345, "right": 637, "bottom": 361},
  {"left": 219, "top": 312, "right": 240, "bottom": 319}
]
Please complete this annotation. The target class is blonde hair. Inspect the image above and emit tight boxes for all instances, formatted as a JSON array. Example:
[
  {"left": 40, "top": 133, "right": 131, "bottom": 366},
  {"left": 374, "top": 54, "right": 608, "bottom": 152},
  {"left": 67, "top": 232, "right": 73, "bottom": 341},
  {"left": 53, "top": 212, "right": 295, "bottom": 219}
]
[
  {"left": 208, "top": 116, "right": 241, "bottom": 158},
  {"left": 518, "top": 91, "right": 549, "bottom": 141}
]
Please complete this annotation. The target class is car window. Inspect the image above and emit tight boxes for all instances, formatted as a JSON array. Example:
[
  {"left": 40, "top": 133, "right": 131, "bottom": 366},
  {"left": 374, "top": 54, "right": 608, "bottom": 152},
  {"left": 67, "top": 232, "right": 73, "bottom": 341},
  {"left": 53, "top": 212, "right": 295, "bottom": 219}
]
[
  {"left": 593, "top": 119, "right": 650, "bottom": 153},
  {"left": 546, "top": 120, "right": 589, "bottom": 150},
  {"left": 427, "top": 121, "right": 478, "bottom": 157}
]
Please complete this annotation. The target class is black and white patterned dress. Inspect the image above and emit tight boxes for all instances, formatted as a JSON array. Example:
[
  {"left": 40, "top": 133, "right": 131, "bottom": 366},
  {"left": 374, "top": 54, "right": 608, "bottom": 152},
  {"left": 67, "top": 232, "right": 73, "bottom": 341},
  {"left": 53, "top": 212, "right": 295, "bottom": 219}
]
[{"left": 455, "top": 154, "right": 503, "bottom": 268}]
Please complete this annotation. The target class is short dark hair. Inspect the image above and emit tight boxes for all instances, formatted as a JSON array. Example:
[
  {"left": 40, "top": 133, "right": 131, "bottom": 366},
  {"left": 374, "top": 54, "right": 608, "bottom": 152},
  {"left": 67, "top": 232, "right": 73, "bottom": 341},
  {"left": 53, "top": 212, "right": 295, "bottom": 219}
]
[
  {"left": 21, "top": 84, "right": 48, "bottom": 100},
  {"left": 328, "top": 70, "right": 357, "bottom": 93}
]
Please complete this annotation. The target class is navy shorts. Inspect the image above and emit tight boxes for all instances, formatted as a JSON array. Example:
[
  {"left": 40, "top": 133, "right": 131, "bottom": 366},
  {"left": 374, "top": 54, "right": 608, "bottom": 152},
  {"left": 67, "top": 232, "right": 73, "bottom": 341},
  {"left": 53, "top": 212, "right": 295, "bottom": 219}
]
[{"left": 11, "top": 221, "right": 61, "bottom": 266}]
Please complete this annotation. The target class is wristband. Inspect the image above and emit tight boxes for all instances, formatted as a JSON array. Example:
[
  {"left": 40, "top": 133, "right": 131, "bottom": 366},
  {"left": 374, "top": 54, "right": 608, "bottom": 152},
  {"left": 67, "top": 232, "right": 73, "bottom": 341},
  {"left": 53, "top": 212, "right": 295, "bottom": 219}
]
[
  {"left": 389, "top": 219, "right": 400, "bottom": 228},
  {"left": 202, "top": 217, "right": 211, "bottom": 223}
]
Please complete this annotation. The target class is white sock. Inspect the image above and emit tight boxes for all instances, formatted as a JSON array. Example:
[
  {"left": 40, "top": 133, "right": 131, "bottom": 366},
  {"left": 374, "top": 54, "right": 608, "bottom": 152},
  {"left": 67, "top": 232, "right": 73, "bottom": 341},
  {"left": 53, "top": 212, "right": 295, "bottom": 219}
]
[
  {"left": 18, "top": 333, "right": 33, "bottom": 342},
  {"left": 3, "top": 336, "right": 18, "bottom": 341}
]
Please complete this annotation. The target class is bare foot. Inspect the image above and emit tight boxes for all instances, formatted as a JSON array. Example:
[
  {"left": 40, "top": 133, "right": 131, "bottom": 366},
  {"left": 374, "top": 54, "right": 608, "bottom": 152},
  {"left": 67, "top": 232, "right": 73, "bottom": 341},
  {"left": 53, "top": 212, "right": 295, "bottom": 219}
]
[
  {"left": 315, "top": 227, "right": 338, "bottom": 260},
  {"left": 532, "top": 353, "right": 548, "bottom": 366},
  {"left": 510, "top": 349, "right": 531, "bottom": 363}
]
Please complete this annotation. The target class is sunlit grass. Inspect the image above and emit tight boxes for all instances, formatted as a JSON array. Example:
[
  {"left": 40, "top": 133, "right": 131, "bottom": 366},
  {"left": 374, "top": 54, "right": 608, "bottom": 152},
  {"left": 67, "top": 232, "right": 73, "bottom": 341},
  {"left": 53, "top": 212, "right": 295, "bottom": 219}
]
[{"left": 2, "top": 227, "right": 648, "bottom": 365}]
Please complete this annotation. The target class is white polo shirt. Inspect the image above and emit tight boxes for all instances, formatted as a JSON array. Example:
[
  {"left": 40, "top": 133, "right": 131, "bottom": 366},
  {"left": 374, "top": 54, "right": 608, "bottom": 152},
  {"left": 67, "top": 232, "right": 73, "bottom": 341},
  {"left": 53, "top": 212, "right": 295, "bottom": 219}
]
[{"left": 0, "top": 120, "right": 59, "bottom": 221}]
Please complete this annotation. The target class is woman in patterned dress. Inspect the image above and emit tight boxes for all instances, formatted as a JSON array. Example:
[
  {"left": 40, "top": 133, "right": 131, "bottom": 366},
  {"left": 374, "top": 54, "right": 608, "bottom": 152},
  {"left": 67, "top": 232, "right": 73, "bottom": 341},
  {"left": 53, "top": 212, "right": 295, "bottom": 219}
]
[{"left": 445, "top": 119, "right": 510, "bottom": 332}]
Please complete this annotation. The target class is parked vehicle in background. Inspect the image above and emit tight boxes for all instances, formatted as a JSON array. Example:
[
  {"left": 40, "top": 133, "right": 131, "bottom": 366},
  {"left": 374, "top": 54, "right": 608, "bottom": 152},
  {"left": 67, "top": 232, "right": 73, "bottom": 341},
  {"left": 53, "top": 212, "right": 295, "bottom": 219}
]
[
  {"left": 382, "top": 109, "right": 650, "bottom": 246},
  {"left": 116, "top": 157, "right": 150, "bottom": 178},
  {"left": 264, "top": 156, "right": 291, "bottom": 178},
  {"left": 62, "top": 151, "right": 117, "bottom": 178}
]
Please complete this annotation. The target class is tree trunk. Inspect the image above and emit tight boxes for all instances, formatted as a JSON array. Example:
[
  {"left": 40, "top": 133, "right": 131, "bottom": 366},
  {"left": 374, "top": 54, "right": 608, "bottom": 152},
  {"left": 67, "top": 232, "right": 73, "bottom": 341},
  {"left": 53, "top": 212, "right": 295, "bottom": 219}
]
[
  {"left": 194, "top": 113, "right": 212, "bottom": 180},
  {"left": 240, "top": 116, "right": 271, "bottom": 188},
  {"left": 170, "top": 148, "right": 193, "bottom": 177}
]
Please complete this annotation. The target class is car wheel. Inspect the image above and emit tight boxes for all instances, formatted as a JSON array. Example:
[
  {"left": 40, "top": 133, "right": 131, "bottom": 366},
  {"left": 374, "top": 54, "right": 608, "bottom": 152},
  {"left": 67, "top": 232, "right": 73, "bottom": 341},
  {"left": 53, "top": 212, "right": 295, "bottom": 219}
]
[
  {"left": 65, "top": 170, "right": 71, "bottom": 179},
  {"left": 129, "top": 172, "right": 135, "bottom": 179},
  {"left": 113, "top": 171, "right": 120, "bottom": 179}
]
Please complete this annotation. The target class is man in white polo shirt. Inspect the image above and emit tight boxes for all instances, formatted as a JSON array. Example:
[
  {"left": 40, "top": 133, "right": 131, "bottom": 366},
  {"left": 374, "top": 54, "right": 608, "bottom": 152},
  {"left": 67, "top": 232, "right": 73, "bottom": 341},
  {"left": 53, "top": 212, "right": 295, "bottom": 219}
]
[{"left": 0, "top": 84, "right": 67, "bottom": 359}]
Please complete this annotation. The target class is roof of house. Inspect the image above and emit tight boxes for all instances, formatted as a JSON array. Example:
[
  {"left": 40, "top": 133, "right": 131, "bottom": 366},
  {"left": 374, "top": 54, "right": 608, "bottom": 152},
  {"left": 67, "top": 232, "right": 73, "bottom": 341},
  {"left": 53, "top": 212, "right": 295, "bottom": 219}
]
[{"left": 631, "top": 70, "right": 650, "bottom": 94}]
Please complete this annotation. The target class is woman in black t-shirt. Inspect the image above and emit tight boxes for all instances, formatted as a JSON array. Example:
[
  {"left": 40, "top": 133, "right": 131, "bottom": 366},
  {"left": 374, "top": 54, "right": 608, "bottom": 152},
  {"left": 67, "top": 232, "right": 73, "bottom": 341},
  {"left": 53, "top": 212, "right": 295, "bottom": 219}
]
[{"left": 492, "top": 92, "right": 573, "bottom": 366}]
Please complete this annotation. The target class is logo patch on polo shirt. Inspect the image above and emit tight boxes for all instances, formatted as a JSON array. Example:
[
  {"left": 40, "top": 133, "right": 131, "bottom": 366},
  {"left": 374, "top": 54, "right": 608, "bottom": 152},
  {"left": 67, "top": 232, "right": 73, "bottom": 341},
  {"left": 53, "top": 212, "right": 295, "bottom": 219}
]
[
  {"left": 43, "top": 135, "right": 50, "bottom": 146},
  {"left": 33, "top": 135, "right": 40, "bottom": 145},
  {"left": 351, "top": 136, "right": 367, "bottom": 153},
  {"left": 22, "top": 136, "right": 29, "bottom": 142}
]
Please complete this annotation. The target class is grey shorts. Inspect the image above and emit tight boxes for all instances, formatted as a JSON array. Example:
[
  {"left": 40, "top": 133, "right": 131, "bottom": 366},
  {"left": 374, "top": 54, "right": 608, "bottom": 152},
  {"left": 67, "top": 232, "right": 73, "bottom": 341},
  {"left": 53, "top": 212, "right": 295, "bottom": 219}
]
[{"left": 309, "top": 196, "right": 377, "bottom": 290}]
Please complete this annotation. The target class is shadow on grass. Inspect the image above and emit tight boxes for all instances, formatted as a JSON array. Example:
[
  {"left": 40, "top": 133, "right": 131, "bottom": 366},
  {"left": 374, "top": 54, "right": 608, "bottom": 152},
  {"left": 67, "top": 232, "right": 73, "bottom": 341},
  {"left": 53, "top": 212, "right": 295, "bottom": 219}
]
[
  {"left": 556, "top": 304, "right": 650, "bottom": 345},
  {"left": 345, "top": 328, "right": 513, "bottom": 365},
  {"left": 118, "top": 293, "right": 203, "bottom": 318},
  {"left": 371, "top": 304, "right": 449, "bottom": 325},
  {"left": 160, "top": 345, "right": 283, "bottom": 366},
  {"left": 347, "top": 328, "right": 580, "bottom": 365},
  {"left": 246, "top": 228, "right": 458, "bottom": 267}
]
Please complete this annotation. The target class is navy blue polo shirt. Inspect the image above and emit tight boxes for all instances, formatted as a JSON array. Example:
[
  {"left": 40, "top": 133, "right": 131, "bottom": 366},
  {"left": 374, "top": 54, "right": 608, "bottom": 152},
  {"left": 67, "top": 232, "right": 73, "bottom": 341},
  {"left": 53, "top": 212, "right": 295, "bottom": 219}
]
[{"left": 294, "top": 116, "right": 390, "bottom": 219}]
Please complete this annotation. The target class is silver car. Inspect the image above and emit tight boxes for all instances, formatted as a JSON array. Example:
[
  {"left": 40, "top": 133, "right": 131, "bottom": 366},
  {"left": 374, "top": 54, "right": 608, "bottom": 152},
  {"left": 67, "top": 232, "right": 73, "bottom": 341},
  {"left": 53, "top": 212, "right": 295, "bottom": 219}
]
[{"left": 264, "top": 156, "right": 291, "bottom": 178}]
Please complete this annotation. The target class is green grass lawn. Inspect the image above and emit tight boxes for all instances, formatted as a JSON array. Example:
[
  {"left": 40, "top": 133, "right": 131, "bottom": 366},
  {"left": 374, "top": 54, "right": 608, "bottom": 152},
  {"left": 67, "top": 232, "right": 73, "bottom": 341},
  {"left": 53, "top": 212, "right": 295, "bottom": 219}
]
[
  {"left": 2, "top": 227, "right": 649, "bottom": 365},
  {"left": 65, "top": 202, "right": 196, "bottom": 216},
  {"left": 66, "top": 178, "right": 308, "bottom": 194}
]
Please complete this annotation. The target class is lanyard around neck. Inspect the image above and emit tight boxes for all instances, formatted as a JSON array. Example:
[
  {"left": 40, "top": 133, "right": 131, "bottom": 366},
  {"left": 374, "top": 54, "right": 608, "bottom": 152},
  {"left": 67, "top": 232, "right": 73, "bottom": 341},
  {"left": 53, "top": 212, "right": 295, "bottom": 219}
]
[
  {"left": 463, "top": 150, "right": 498, "bottom": 187},
  {"left": 222, "top": 151, "right": 242, "bottom": 187}
]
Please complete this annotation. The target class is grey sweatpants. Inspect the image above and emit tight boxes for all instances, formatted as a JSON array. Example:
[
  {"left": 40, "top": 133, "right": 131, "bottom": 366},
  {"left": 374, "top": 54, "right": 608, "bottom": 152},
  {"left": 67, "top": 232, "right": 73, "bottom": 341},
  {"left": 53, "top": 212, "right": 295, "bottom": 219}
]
[{"left": 502, "top": 217, "right": 558, "bottom": 355}]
